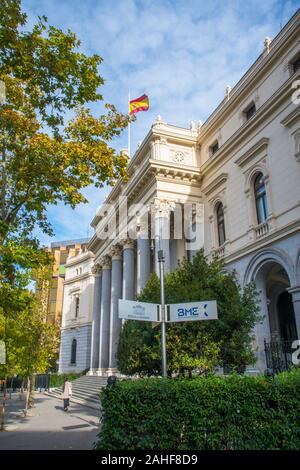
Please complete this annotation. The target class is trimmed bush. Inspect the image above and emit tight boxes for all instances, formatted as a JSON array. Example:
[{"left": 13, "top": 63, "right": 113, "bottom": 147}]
[{"left": 95, "top": 368, "right": 300, "bottom": 450}]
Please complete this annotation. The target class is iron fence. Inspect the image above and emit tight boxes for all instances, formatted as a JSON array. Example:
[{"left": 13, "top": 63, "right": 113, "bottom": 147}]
[{"left": 264, "top": 339, "right": 295, "bottom": 373}]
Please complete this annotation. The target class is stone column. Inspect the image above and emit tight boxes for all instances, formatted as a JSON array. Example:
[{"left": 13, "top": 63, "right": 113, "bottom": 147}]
[
  {"left": 88, "top": 264, "right": 102, "bottom": 374},
  {"left": 152, "top": 199, "right": 174, "bottom": 275},
  {"left": 122, "top": 239, "right": 135, "bottom": 300},
  {"left": 137, "top": 234, "right": 151, "bottom": 295},
  {"left": 288, "top": 286, "right": 300, "bottom": 340},
  {"left": 98, "top": 255, "right": 111, "bottom": 376},
  {"left": 253, "top": 273, "right": 271, "bottom": 372},
  {"left": 185, "top": 203, "right": 204, "bottom": 260},
  {"left": 108, "top": 245, "right": 123, "bottom": 373}
]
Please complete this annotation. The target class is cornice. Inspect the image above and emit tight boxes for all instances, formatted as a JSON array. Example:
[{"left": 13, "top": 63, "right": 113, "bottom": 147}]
[
  {"left": 197, "top": 10, "right": 300, "bottom": 141},
  {"left": 61, "top": 321, "right": 92, "bottom": 332},
  {"left": 281, "top": 105, "right": 300, "bottom": 128},
  {"left": 200, "top": 73, "right": 298, "bottom": 175},
  {"left": 65, "top": 251, "right": 94, "bottom": 268},
  {"left": 202, "top": 173, "right": 228, "bottom": 196},
  {"left": 223, "top": 218, "right": 300, "bottom": 265},
  {"left": 63, "top": 271, "right": 94, "bottom": 286},
  {"left": 149, "top": 159, "right": 202, "bottom": 181},
  {"left": 234, "top": 138, "right": 269, "bottom": 168}
]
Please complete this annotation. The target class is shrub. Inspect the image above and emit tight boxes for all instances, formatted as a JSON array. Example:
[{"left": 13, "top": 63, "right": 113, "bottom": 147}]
[
  {"left": 117, "top": 250, "right": 261, "bottom": 376},
  {"left": 95, "top": 368, "right": 300, "bottom": 450}
]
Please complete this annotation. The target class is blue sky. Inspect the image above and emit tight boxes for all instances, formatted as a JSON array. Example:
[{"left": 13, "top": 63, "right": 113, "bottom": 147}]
[{"left": 22, "top": 0, "right": 299, "bottom": 246}]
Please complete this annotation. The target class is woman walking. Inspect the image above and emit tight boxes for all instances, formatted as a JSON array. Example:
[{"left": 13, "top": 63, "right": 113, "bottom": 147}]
[{"left": 61, "top": 378, "right": 72, "bottom": 412}]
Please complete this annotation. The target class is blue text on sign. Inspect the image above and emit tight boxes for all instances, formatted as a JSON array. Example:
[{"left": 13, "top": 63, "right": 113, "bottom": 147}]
[{"left": 177, "top": 307, "right": 199, "bottom": 317}]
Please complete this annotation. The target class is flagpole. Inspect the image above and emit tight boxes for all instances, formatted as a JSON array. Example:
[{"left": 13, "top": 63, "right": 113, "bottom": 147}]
[{"left": 128, "top": 91, "right": 131, "bottom": 158}]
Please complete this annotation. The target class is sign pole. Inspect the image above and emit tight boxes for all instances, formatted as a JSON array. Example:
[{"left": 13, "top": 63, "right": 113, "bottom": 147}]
[{"left": 158, "top": 249, "right": 167, "bottom": 378}]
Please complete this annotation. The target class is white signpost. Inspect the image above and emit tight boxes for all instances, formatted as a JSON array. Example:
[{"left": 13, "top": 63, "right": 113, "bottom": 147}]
[
  {"left": 168, "top": 301, "right": 218, "bottom": 323},
  {"left": 118, "top": 299, "right": 218, "bottom": 378},
  {"left": 118, "top": 299, "right": 160, "bottom": 322}
]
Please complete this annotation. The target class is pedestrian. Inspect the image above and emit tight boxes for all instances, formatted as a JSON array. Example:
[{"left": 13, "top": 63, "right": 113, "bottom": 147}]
[{"left": 61, "top": 377, "right": 72, "bottom": 412}]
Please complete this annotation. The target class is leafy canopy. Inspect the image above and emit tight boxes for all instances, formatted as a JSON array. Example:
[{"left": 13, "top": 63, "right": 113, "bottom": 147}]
[{"left": 0, "top": 0, "right": 130, "bottom": 288}]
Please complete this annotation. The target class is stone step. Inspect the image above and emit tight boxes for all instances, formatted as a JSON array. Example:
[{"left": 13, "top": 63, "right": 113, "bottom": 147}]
[
  {"left": 46, "top": 391, "right": 99, "bottom": 410},
  {"left": 48, "top": 374, "right": 111, "bottom": 408},
  {"left": 49, "top": 389, "right": 99, "bottom": 403},
  {"left": 71, "top": 388, "right": 102, "bottom": 395}
]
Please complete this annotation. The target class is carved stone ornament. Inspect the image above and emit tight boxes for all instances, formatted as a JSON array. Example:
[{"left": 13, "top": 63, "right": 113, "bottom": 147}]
[
  {"left": 120, "top": 238, "right": 135, "bottom": 250},
  {"left": 100, "top": 255, "right": 111, "bottom": 269},
  {"left": 173, "top": 151, "right": 185, "bottom": 164},
  {"left": 92, "top": 263, "right": 102, "bottom": 275},
  {"left": 151, "top": 198, "right": 176, "bottom": 218},
  {"left": 110, "top": 244, "right": 123, "bottom": 260}
]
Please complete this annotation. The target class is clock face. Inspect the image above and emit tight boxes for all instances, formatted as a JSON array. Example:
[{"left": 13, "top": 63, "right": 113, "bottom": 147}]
[{"left": 173, "top": 151, "right": 185, "bottom": 163}]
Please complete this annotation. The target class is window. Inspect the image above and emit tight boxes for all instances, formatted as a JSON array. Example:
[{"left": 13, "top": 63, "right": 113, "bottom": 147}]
[
  {"left": 70, "top": 339, "right": 77, "bottom": 365},
  {"left": 216, "top": 203, "right": 226, "bottom": 246},
  {"left": 210, "top": 141, "right": 219, "bottom": 156},
  {"left": 244, "top": 102, "right": 256, "bottom": 121},
  {"left": 75, "top": 296, "right": 80, "bottom": 318},
  {"left": 292, "top": 56, "right": 300, "bottom": 74},
  {"left": 254, "top": 173, "right": 268, "bottom": 224}
]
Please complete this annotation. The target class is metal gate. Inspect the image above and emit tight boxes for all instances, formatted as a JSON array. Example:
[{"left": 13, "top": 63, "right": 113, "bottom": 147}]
[{"left": 264, "top": 339, "right": 294, "bottom": 373}]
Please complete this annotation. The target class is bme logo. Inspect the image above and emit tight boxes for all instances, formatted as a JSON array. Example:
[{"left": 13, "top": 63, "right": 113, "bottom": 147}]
[{"left": 177, "top": 307, "right": 199, "bottom": 317}]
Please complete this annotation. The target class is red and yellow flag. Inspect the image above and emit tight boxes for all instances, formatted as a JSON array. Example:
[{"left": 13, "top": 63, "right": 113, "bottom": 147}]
[{"left": 129, "top": 94, "right": 149, "bottom": 115}]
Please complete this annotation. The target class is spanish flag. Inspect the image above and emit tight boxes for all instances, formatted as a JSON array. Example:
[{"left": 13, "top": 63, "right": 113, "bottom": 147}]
[{"left": 129, "top": 94, "right": 149, "bottom": 115}]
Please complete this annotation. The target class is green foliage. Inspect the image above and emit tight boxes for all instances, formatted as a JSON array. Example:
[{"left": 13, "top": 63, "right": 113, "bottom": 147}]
[
  {"left": 96, "top": 368, "right": 300, "bottom": 450},
  {"left": 117, "top": 251, "right": 261, "bottom": 376},
  {"left": 0, "top": 0, "right": 129, "bottom": 290},
  {"left": 0, "top": 289, "right": 59, "bottom": 380}
]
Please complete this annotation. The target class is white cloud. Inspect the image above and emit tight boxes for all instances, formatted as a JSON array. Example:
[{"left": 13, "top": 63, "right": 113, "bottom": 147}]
[{"left": 22, "top": 0, "right": 299, "bottom": 243}]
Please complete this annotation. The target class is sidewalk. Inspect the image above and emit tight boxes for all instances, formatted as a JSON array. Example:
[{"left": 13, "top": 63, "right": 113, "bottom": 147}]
[{"left": 0, "top": 392, "right": 100, "bottom": 450}]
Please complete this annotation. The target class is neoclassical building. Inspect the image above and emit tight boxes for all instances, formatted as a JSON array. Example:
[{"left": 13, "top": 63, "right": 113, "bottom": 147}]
[{"left": 58, "top": 10, "right": 300, "bottom": 375}]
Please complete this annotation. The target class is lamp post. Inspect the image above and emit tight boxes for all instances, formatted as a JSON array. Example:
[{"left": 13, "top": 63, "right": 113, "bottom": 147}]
[{"left": 158, "top": 249, "right": 167, "bottom": 378}]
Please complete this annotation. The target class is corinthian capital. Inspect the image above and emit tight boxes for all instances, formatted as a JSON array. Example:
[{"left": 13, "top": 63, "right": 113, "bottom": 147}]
[
  {"left": 92, "top": 263, "right": 102, "bottom": 275},
  {"left": 151, "top": 198, "right": 176, "bottom": 218},
  {"left": 110, "top": 244, "right": 123, "bottom": 260},
  {"left": 100, "top": 255, "right": 111, "bottom": 269},
  {"left": 120, "top": 238, "right": 135, "bottom": 250}
]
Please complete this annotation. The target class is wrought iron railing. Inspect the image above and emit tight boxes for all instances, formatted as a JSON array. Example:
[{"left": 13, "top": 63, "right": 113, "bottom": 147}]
[{"left": 264, "top": 339, "right": 295, "bottom": 373}]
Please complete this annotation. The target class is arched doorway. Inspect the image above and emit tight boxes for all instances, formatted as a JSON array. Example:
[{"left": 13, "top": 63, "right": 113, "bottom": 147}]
[
  {"left": 265, "top": 263, "right": 298, "bottom": 343},
  {"left": 244, "top": 252, "right": 298, "bottom": 372}
]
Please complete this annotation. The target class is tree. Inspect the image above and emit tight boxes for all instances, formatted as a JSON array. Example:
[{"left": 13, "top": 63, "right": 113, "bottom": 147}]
[
  {"left": 0, "top": 284, "right": 59, "bottom": 429},
  {"left": 0, "top": 0, "right": 130, "bottom": 283},
  {"left": 117, "top": 250, "right": 262, "bottom": 377},
  {"left": 0, "top": 0, "right": 128, "bottom": 427}
]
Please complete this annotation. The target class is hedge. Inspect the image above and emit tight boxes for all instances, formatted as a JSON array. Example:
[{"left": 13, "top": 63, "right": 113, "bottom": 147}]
[{"left": 95, "top": 368, "right": 300, "bottom": 450}]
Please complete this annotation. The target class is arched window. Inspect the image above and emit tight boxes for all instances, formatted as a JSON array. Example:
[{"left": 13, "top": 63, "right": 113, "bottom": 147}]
[
  {"left": 70, "top": 339, "right": 77, "bottom": 365},
  {"left": 216, "top": 202, "right": 226, "bottom": 246},
  {"left": 254, "top": 173, "right": 268, "bottom": 224}
]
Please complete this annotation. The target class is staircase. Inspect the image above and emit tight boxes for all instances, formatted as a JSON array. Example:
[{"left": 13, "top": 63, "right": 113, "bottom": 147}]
[{"left": 48, "top": 375, "right": 108, "bottom": 409}]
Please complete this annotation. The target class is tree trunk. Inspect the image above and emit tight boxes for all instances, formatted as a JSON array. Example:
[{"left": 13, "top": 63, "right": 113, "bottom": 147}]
[
  {"left": 25, "top": 376, "right": 30, "bottom": 412},
  {"left": 28, "top": 374, "right": 35, "bottom": 408},
  {"left": 9, "top": 377, "right": 13, "bottom": 399},
  {"left": 1, "top": 377, "right": 7, "bottom": 431}
]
